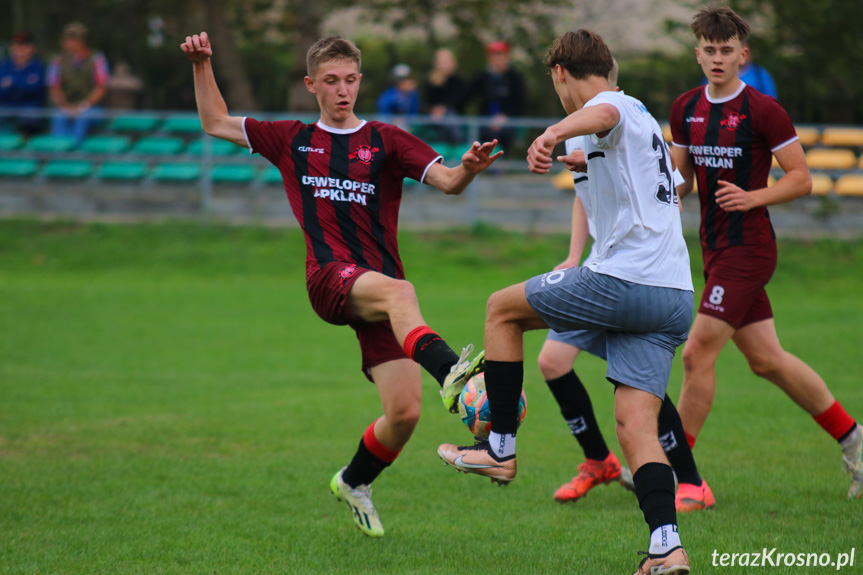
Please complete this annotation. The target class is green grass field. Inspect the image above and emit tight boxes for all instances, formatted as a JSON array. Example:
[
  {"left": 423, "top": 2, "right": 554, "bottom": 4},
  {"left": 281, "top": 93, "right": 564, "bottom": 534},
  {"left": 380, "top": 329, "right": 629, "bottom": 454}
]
[{"left": 1, "top": 219, "right": 861, "bottom": 574}]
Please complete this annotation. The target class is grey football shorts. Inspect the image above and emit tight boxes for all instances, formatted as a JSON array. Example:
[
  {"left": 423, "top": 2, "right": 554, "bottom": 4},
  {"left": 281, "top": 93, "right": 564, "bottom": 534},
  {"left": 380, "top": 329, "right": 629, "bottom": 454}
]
[
  {"left": 526, "top": 266, "right": 693, "bottom": 398},
  {"left": 546, "top": 328, "right": 608, "bottom": 361}
]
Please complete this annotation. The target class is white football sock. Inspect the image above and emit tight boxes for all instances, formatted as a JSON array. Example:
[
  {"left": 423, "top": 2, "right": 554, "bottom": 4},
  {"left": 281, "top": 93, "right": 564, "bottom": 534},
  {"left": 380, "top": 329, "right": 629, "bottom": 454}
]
[
  {"left": 649, "top": 524, "right": 681, "bottom": 555},
  {"left": 488, "top": 431, "right": 516, "bottom": 459}
]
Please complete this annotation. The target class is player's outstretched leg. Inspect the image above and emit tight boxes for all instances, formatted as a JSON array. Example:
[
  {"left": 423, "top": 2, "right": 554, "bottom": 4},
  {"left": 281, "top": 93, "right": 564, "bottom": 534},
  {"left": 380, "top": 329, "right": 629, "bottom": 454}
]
[{"left": 330, "top": 467, "right": 384, "bottom": 537}]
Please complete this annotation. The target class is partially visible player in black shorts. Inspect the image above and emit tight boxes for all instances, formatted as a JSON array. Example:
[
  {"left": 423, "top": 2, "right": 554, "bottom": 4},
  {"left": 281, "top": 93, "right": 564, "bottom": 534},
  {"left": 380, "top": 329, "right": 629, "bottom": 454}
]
[
  {"left": 181, "top": 32, "right": 503, "bottom": 536},
  {"left": 670, "top": 5, "right": 862, "bottom": 499}
]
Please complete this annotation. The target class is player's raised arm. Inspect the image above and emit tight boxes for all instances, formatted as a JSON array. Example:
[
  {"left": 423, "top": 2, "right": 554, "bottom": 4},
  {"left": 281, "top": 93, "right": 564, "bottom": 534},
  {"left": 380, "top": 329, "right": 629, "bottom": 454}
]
[
  {"left": 527, "top": 104, "right": 619, "bottom": 174},
  {"left": 180, "top": 32, "right": 247, "bottom": 147},
  {"left": 423, "top": 140, "right": 503, "bottom": 195}
]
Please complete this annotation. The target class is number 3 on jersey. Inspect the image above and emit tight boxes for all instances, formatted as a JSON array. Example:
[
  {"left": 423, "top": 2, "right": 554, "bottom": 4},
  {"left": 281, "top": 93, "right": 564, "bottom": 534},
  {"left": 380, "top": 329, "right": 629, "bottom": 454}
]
[{"left": 652, "top": 133, "right": 678, "bottom": 207}]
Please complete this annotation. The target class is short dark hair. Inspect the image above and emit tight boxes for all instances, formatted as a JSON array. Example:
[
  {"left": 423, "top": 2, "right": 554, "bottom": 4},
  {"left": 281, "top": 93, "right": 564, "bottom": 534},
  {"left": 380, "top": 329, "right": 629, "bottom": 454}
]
[
  {"left": 306, "top": 36, "right": 361, "bottom": 78},
  {"left": 690, "top": 5, "right": 750, "bottom": 43},
  {"left": 544, "top": 29, "right": 613, "bottom": 81}
]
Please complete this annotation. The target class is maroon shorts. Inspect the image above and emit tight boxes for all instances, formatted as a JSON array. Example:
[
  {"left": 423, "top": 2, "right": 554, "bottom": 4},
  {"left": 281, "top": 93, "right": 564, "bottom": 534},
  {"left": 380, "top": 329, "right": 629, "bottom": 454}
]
[
  {"left": 699, "top": 243, "right": 777, "bottom": 329},
  {"left": 306, "top": 261, "right": 409, "bottom": 381}
]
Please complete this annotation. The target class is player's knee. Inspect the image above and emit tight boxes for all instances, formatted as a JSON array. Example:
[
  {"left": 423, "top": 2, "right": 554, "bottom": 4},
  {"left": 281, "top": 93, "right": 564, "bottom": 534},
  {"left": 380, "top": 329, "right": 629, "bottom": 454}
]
[
  {"left": 681, "top": 338, "right": 713, "bottom": 375},
  {"left": 485, "top": 289, "right": 514, "bottom": 327},
  {"left": 747, "top": 353, "right": 781, "bottom": 380},
  {"left": 537, "top": 350, "right": 568, "bottom": 380},
  {"left": 386, "top": 279, "right": 419, "bottom": 308},
  {"left": 386, "top": 401, "right": 421, "bottom": 431}
]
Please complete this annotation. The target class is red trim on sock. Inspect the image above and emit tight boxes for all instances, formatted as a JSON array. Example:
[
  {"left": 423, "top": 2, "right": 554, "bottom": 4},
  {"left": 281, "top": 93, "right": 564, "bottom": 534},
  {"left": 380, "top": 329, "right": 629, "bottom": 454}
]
[
  {"left": 684, "top": 431, "right": 697, "bottom": 450},
  {"left": 402, "top": 326, "right": 437, "bottom": 360},
  {"left": 363, "top": 420, "right": 400, "bottom": 463},
  {"left": 813, "top": 401, "right": 857, "bottom": 441}
]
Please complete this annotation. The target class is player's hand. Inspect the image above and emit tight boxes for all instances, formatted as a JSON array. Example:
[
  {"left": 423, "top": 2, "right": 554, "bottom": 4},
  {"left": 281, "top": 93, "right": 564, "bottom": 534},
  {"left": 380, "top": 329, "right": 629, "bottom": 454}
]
[
  {"left": 553, "top": 257, "right": 580, "bottom": 271},
  {"left": 461, "top": 140, "right": 504, "bottom": 173},
  {"left": 181, "top": 32, "right": 213, "bottom": 63},
  {"left": 556, "top": 149, "right": 587, "bottom": 173},
  {"left": 527, "top": 129, "right": 557, "bottom": 174},
  {"left": 715, "top": 179, "right": 754, "bottom": 212}
]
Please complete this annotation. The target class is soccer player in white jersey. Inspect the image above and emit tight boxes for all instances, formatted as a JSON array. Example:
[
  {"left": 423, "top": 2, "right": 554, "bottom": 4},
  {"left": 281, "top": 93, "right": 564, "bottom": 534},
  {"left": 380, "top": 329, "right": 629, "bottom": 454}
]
[
  {"left": 541, "top": 63, "right": 713, "bottom": 514},
  {"left": 438, "top": 30, "right": 694, "bottom": 574}
]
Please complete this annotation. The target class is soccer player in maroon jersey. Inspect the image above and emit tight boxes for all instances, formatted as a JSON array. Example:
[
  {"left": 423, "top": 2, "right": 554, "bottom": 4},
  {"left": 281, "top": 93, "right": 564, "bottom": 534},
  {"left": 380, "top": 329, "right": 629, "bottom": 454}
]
[
  {"left": 180, "top": 32, "right": 502, "bottom": 536},
  {"left": 669, "top": 5, "right": 863, "bottom": 499}
]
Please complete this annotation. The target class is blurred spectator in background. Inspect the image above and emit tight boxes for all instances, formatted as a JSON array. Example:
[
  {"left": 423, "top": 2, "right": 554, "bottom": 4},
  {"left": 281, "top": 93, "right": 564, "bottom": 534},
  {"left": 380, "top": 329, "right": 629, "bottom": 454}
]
[
  {"left": 424, "top": 48, "right": 466, "bottom": 144},
  {"left": 376, "top": 63, "right": 420, "bottom": 127},
  {"left": 47, "top": 22, "right": 110, "bottom": 143},
  {"left": 739, "top": 40, "right": 777, "bottom": 99},
  {"left": 105, "top": 61, "right": 143, "bottom": 109},
  {"left": 0, "top": 32, "right": 47, "bottom": 135},
  {"left": 467, "top": 41, "right": 526, "bottom": 153}
]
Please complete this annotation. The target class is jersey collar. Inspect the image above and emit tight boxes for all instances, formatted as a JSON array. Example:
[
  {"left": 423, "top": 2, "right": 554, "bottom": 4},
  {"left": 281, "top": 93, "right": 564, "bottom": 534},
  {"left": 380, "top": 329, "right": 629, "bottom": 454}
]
[
  {"left": 704, "top": 81, "right": 746, "bottom": 104},
  {"left": 316, "top": 120, "right": 367, "bottom": 134}
]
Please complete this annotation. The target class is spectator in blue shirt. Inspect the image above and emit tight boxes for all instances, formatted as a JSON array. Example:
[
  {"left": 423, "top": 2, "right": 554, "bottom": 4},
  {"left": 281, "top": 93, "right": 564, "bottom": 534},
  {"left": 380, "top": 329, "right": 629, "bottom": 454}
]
[
  {"left": 0, "top": 32, "right": 47, "bottom": 135},
  {"left": 738, "top": 41, "right": 777, "bottom": 99},
  {"left": 376, "top": 63, "right": 420, "bottom": 127}
]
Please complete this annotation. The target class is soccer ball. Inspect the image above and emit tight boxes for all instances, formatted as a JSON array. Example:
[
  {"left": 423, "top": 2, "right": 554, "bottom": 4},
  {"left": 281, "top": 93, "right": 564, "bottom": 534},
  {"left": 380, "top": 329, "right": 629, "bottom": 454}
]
[{"left": 458, "top": 371, "right": 526, "bottom": 440}]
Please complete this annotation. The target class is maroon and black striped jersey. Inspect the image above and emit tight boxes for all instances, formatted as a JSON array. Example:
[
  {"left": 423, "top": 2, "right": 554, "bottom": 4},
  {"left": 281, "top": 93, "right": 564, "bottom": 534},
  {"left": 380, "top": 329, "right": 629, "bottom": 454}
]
[
  {"left": 244, "top": 119, "right": 442, "bottom": 281},
  {"left": 670, "top": 83, "right": 798, "bottom": 250}
]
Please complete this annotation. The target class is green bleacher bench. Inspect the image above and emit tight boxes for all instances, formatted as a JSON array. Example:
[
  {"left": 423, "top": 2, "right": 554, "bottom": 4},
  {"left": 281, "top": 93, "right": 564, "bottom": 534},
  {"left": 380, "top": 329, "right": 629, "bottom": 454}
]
[
  {"left": 186, "top": 138, "right": 242, "bottom": 156},
  {"left": 25, "top": 135, "right": 77, "bottom": 153},
  {"left": 130, "top": 137, "right": 185, "bottom": 156},
  {"left": 96, "top": 162, "right": 148, "bottom": 180},
  {"left": 151, "top": 163, "right": 201, "bottom": 181},
  {"left": 162, "top": 116, "right": 202, "bottom": 133},
  {"left": 41, "top": 160, "right": 93, "bottom": 179},
  {"left": 109, "top": 115, "right": 161, "bottom": 133},
  {"left": 0, "top": 158, "right": 39, "bottom": 177},
  {"left": 0, "top": 133, "right": 24, "bottom": 151},
  {"left": 260, "top": 165, "right": 283, "bottom": 185},
  {"left": 211, "top": 164, "right": 256, "bottom": 183},
  {"left": 80, "top": 135, "right": 132, "bottom": 154}
]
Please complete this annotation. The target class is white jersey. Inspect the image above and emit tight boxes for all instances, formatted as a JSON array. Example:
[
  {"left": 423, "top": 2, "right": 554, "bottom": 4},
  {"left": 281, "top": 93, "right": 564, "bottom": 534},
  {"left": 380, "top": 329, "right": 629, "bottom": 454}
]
[{"left": 580, "top": 90, "right": 693, "bottom": 291}]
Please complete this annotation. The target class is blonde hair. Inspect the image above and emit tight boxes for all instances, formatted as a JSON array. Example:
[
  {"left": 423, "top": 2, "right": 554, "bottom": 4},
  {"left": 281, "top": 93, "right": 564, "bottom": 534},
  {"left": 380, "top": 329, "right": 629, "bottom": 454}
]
[{"left": 306, "top": 36, "right": 361, "bottom": 78}]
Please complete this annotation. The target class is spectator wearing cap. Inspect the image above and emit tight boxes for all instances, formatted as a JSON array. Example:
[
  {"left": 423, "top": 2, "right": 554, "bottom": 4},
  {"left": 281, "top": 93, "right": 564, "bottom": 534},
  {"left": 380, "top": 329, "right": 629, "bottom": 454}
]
[
  {"left": 466, "top": 40, "right": 527, "bottom": 153},
  {"left": 47, "top": 22, "right": 110, "bottom": 143},
  {"left": 376, "top": 63, "right": 420, "bottom": 126},
  {"left": 0, "top": 32, "right": 47, "bottom": 135}
]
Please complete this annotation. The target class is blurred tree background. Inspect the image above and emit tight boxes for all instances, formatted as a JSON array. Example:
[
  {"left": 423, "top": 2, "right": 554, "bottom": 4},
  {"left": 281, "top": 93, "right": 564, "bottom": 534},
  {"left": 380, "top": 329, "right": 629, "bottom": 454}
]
[{"left": 4, "top": 0, "right": 862, "bottom": 123}]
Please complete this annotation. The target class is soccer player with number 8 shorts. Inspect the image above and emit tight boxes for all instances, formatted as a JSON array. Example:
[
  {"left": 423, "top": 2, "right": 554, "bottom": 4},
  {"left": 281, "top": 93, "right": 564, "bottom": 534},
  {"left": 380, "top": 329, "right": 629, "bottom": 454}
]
[{"left": 669, "top": 5, "right": 863, "bottom": 500}]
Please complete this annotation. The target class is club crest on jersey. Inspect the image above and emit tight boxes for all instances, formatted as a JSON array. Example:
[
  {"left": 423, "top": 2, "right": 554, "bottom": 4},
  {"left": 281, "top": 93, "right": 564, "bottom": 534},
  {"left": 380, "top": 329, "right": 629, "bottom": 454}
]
[
  {"left": 721, "top": 112, "right": 747, "bottom": 130},
  {"left": 350, "top": 145, "right": 379, "bottom": 164},
  {"left": 338, "top": 263, "right": 358, "bottom": 287}
]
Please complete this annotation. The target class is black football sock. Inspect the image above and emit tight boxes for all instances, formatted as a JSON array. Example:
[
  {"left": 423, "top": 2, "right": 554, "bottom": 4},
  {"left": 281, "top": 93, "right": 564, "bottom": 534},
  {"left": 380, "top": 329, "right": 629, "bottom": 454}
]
[
  {"left": 406, "top": 328, "right": 460, "bottom": 387},
  {"left": 485, "top": 360, "right": 524, "bottom": 435},
  {"left": 342, "top": 438, "right": 392, "bottom": 488},
  {"left": 633, "top": 462, "right": 677, "bottom": 534},
  {"left": 657, "top": 395, "right": 702, "bottom": 486},
  {"left": 545, "top": 370, "right": 610, "bottom": 461}
]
